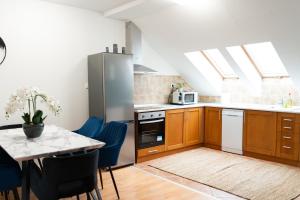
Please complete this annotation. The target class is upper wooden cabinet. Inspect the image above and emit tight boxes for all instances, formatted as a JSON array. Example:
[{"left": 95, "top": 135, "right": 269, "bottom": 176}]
[
  {"left": 244, "top": 110, "right": 277, "bottom": 156},
  {"left": 276, "top": 113, "right": 300, "bottom": 161},
  {"left": 204, "top": 107, "right": 222, "bottom": 147},
  {"left": 165, "top": 109, "right": 185, "bottom": 151},
  {"left": 185, "top": 108, "right": 204, "bottom": 146},
  {"left": 165, "top": 108, "right": 204, "bottom": 151}
]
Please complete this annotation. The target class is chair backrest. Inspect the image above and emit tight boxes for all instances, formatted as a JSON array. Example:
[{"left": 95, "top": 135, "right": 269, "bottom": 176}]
[
  {"left": 75, "top": 117, "right": 104, "bottom": 138},
  {"left": 98, "top": 121, "right": 127, "bottom": 147},
  {"left": 0, "top": 124, "right": 22, "bottom": 163},
  {"left": 42, "top": 150, "right": 99, "bottom": 198},
  {"left": 0, "top": 124, "right": 22, "bottom": 191},
  {"left": 0, "top": 124, "right": 22, "bottom": 130},
  {"left": 96, "top": 121, "right": 127, "bottom": 167}
]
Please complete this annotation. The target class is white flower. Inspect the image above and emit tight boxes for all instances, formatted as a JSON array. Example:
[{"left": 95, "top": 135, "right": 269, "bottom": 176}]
[
  {"left": 4, "top": 87, "right": 62, "bottom": 120},
  {"left": 44, "top": 96, "right": 62, "bottom": 115}
]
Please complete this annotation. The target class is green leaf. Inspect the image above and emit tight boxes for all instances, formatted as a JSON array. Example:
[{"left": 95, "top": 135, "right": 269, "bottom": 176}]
[
  {"left": 22, "top": 113, "right": 31, "bottom": 124},
  {"left": 32, "top": 110, "right": 44, "bottom": 124}
]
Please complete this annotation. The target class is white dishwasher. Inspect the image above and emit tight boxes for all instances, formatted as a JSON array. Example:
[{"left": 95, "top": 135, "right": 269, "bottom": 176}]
[{"left": 222, "top": 109, "right": 244, "bottom": 155}]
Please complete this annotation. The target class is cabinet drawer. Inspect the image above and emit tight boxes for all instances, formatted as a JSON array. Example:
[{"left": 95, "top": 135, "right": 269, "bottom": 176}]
[
  {"left": 137, "top": 145, "right": 165, "bottom": 157},
  {"left": 281, "top": 131, "right": 294, "bottom": 139},
  {"left": 281, "top": 124, "right": 294, "bottom": 132},
  {"left": 280, "top": 138, "right": 294, "bottom": 148},
  {"left": 280, "top": 116, "right": 295, "bottom": 131},
  {"left": 276, "top": 126, "right": 299, "bottom": 161},
  {"left": 279, "top": 145, "right": 295, "bottom": 156}
]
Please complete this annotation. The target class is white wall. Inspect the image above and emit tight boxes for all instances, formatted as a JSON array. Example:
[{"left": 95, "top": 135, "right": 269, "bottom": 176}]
[
  {"left": 0, "top": 0, "right": 125, "bottom": 129},
  {"left": 142, "top": 36, "right": 178, "bottom": 75},
  {"left": 133, "top": 0, "right": 300, "bottom": 96}
]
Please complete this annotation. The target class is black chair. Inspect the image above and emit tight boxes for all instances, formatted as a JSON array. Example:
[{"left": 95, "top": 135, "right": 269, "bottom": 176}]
[
  {"left": 0, "top": 124, "right": 22, "bottom": 200},
  {"left": 94, "top": 121, "right": 127, "bottom": 200},
  {"left": 30, "top": 150, "right": 102, "bottom": 200}
]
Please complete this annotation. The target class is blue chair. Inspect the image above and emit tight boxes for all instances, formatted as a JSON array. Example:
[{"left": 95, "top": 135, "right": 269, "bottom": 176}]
[
  {"left": 73, "top": 117, "right": 104, "bottom": 138},
  {"left": 94, "top": 121, "right": 127, "bottom": 200},
  {"left": 0, "top": 124, "right": 22, "bottom": 200}
]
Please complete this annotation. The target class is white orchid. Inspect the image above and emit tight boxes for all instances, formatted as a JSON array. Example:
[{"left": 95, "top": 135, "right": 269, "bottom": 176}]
[{"left": 5, "top": 87, "right": 62, "bottom": 124}]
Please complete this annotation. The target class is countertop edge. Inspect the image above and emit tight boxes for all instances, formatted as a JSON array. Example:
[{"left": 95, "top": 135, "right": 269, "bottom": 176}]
[{"left": 134, "top": 103, "right": 300, "bottom": 114}]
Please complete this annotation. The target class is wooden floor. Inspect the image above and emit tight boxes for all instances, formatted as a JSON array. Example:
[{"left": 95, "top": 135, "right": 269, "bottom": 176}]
[{"left": 0, "top": 166, "right": 216, "bottom": 200}]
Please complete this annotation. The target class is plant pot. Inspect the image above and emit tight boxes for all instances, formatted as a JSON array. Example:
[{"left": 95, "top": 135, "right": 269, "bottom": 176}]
[{"left": 22, "top": 123, "right": 44, "bottom": 139}]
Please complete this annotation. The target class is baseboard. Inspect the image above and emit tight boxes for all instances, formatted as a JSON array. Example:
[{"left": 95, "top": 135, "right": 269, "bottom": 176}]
[
  {"left": 203, "top": 143, "right": 221, "bottom": 150},
  {"left": 137, "top": 144, "right": 203, "bottom": 163},
  {"left": 243, "top": 151, "right": 300, "bottom": 166}
]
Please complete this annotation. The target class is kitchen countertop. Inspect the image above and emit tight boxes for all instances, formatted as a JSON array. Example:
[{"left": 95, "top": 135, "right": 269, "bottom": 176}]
[{"left": 134, "top": 103, "right": 300, "bottom": 114}]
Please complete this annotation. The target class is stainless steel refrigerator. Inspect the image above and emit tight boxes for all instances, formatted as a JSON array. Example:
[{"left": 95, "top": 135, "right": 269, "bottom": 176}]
[{"left": 88, "top": 53, "right": 135, "bottom": 168}]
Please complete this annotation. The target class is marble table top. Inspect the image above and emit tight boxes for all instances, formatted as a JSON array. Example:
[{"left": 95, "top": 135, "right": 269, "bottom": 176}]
[{"left": 0, "top": 125, "right": 105, "bottom": 161}]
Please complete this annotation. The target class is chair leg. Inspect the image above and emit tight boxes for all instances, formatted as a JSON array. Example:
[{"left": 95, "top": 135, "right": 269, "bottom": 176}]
[
  {"left": 109, "top": 167, "right": 120, "bottom": 199},
  {"left": 90, "top": 191, "right": 97, "bottom": 200},
  {"left": 76, "top": 195, "right": 80, "bottom": 200},
  {"left": 12, "top": 189, "right": 20, "bottom": 200},
  {"left": 4, "top": 191, "right": 9, "bottom": 200},
  {"left": 95, "top": 187, "right": 102, "bottom": 200},
  {"left": 37, "top": 159, "right": 43, "bottom": 171},
  {"left": 98, "top": 168, "right": 103, "bottom": 189},
  {"left": 86, "top": 192, "right": 91, "bottom": 200}
]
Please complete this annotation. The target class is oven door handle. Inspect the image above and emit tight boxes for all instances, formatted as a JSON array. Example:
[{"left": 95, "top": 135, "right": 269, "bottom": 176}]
[{"left": 139, "top": 119, "right": 164, "bottom": 124}]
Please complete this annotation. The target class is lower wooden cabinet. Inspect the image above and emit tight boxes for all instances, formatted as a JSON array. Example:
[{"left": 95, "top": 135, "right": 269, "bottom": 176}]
[
  {"left": 165, "top": 109, "right": 185, "bottom": 150},
  {"left": 137, "top": 145, "right": 165, "bottom": 157},
  {"left": 244, "top": 110, "right": 277, "bottom": 156},
  {"left": 137, "top": 106, "right": 300, "bottom": 164},
  {"left": 185, "top": 108, "right": 204, "bottom": 145},
  {"left": 204, "top": 107, "right": 222, "bottom": 147},
  {"left": 276, "top": 113, "right": 300, "bottom": 161},
  {"left": 165, "top": 108, "right": 204, "bottom": 151}
]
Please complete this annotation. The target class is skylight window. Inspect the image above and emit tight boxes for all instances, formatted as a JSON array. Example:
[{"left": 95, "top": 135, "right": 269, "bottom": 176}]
[
  {"left": 185, "top": 51, "right": 223, "bottom": 87},
  {"left": 203, "top": 49, "right": 238, "bottom": 79},
  {"left": 226, "top": 46, "right": 261, "bottom": 85},
  {"left": 243, "top": 42, "right": 288, "bottom": 78}
]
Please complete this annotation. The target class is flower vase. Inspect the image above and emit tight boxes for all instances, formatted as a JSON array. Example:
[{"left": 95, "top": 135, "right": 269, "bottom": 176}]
[{"left": 22, "top": 123, "right": 44, "bottom": 139}]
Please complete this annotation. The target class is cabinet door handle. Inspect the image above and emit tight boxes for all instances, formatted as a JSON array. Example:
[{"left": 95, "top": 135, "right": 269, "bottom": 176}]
[
  {"left": 283, "top": 118, "right": 293, "bottom": 122},
  {"left": 148, "top": 150, "right": 158, "bottom": 154},
  {"left": 283, "top": 126, "right": 292, "bottom": 129},
  {"left": 282, "top": 145, "right": 292, "bottom": 149},
  {"left": 283, "top": 136, "right": 292, "bottom": 139}
]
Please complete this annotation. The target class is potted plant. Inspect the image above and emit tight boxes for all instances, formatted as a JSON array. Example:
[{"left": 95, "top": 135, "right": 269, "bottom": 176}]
[
  {"left": 5, "top": 87, "right": 61, "bottom": 138},
  {"left": 176, "top": 82, "right": 185, "bottom": 92}
]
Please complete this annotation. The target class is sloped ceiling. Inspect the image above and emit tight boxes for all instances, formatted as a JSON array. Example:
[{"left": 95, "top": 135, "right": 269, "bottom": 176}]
[
  {"left": 41, "top": 0, "right": 134, "bottom": 12},
  {"left": 132, "top": 0, "right": 300, "bottom": 95}
]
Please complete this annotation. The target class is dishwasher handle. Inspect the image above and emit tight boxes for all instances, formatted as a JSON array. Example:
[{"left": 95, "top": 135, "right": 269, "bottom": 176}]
[
  {"left": 223, "top": 114, "right": 243, "bottom": 117},
  {"left": 222, "top": 109, "right": 244, "bottom": 117}
]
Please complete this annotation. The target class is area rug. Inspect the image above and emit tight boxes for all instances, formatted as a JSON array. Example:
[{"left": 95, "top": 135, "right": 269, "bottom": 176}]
[{"left": 148, "top": 148, "right": 300, "bottom": 200}]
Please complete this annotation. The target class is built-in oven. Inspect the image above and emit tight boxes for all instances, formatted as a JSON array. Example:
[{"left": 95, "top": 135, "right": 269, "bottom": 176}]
[{"left": 137, "top": 111, "right": 165, "bottom": 149}]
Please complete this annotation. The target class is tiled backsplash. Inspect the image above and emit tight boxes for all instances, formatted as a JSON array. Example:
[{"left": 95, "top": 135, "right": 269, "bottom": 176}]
[
  {"left": 221, "top": 78, "right": 300, "bottom": 105},
  {"left": 134, "top": 74, "right": 192, "bottom": 104},
  {"left": 201, "top": 78, "right": 300, "bottom": 105},
  {"left": 134, "top": 75, "right": 300, "bottom": 106}
]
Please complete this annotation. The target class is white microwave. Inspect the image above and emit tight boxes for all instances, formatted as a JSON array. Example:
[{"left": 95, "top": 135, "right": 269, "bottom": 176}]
[{"left": 172, "top": 91, "right": 198, "bottom": 105}]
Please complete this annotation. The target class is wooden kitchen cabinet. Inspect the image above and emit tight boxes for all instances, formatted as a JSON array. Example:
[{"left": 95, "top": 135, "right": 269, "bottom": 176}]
[
  {"left": 165, "top": 108, "right": 204, "bottom": 151},
  {"left": 185, "top": 108, "right": 204, "bottom": 146},
  {"left": 244, "top": 110, "right": 277, "bottom": 156},
  {"left": 204, "top": 107, "right": 222, "bottom": 147},
  {"left": 276, "top": 113, "right": 300, "bottom": 161},
  {"left": 165, "top": 109, "right": 185, "bottom": 150},
  {"left": 137, "top": 145, "right": 165, "bottom": 157}
]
